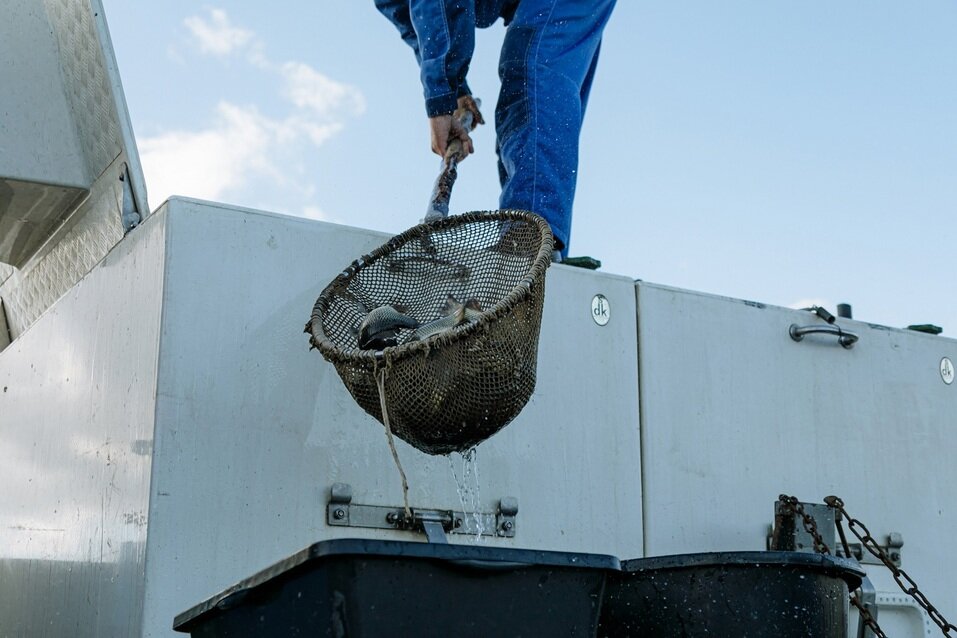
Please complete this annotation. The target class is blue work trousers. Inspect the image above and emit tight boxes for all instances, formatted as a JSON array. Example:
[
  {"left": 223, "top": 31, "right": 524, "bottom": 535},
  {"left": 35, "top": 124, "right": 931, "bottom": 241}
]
[{"left": 496, "top": 0, "right": 616, "bottom": 256}]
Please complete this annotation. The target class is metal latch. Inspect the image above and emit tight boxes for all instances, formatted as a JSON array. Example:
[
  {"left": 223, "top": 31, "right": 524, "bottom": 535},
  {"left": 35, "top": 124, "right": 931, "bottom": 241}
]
[
  {"left": 768, "top": 498, "right": 903, "bottom": 568},
  {"left": 327, "top": 483, "right": 518, "bottom": 543},
  {"left": 836, "top": 532, "right": 904, "bottom": 568}
]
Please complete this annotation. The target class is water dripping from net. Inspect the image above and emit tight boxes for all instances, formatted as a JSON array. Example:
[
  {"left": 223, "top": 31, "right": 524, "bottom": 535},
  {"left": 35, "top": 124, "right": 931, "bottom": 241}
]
[{"left": 447, "top": 447, "right": 486, "bottom": 542}]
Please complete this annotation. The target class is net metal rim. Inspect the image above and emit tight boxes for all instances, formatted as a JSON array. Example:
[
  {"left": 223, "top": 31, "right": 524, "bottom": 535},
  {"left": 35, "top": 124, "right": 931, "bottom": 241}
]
[{"left": 307, "top": 209, "right": 553, "bottom": 369}]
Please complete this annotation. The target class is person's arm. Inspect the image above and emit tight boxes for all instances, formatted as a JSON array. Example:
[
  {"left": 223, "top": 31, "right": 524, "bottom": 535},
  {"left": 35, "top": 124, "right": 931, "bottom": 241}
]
[
  {"left": 374, "top": 0, "right": 423, "bottom": 64},
  {"left": 408, "top": 0, "right": 475, "bottom": 117},
  {"left": 375, "top": 1, "right": 482, "bottom": 157}
]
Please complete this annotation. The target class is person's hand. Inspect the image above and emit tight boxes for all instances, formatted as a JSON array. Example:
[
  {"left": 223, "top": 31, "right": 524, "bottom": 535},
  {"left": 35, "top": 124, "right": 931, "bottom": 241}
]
[
  {"left": 429, "top": 95, "right": 484, "bottom": 162},
  {"left": 429, "top": 114, "right": 473, "bottom": 161},
  {"left": 456, "top": 94, "right": 484, "bottom": 127}
]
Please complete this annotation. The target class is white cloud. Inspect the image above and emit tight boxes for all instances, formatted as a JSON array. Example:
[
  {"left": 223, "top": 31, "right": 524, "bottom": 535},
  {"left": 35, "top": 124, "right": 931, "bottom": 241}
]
[
  {"left": 184, "top": 9, "right": 254, "bottom": 57},
  {"left": 140, "top": 102, "right": 350, "bottom": 207},
  {"left": 142, "top": 9, "right": 364, "bottom": 217},
  {"left": 280, "top": 62, "right": 366, "bottom": 119},
  {"left": 140, "top": 102, "right": 271, "bottom": 204},
  {"left": 274, "top": 115, "right": 343, "bottom": 147}
]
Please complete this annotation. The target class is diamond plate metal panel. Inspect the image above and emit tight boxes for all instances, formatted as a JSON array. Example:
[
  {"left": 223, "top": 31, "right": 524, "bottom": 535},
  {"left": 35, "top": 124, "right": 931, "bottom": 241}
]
[
  {"left": 0, "top": 179, "right": 89, "bottom": 269},
  {"left": 44, "top": 0, "right": 122, "bottom": 181},
  {"left": 0, "top": 159, "right": 125, "bottom": 338},
  {"left": 0, "top": 0, "right": 149, "bottom": 341},
  {"left": 0, "top": 1, "right": 88, "bottom": 185}
]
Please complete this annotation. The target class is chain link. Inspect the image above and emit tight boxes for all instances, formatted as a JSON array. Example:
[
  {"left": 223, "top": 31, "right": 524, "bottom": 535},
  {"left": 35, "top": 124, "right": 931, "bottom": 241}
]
[
  {"left": 778, "top": 494, "right": 831, "bottom": 554},
  {"left": 848, "top": 591, "right": 887, "bottom": 638},
  {"left": 778, "top": 494, "right": 886, "bottom": 638},
  {"left": 824, "top": 495, "right": 957, "bottom": 637}
]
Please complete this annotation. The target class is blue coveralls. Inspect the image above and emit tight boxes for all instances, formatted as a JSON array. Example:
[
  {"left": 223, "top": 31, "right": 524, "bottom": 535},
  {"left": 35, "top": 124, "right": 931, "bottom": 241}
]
[{"left": 375, "top": 0, "right": 616, "bottom": 257}]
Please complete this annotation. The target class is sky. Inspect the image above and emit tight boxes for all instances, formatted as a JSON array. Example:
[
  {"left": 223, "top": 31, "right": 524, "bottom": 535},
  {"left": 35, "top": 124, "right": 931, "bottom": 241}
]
[{"left": 100, "top": 2, "right": 957, "bottom": 332}]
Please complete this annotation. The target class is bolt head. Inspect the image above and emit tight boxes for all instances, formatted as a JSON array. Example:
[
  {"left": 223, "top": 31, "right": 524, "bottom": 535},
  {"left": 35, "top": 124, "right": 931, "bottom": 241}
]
[
  {"left": 503, "top": 521, "right": 513, "bottom": 531},
  {"left": 333, "top": 508, "right": 345, "bottom": 520}
]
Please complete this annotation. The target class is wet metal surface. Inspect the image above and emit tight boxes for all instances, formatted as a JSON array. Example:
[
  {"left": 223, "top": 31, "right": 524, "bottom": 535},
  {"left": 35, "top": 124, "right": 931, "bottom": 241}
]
[{"left": 0, "top": 212, "right": 166, "bottom": 636}]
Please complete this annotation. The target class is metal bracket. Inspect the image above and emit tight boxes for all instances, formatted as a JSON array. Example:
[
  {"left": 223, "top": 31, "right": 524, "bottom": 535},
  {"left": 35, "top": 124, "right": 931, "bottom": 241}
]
[
  {"left": 327, "top": 483, "right": 518, "bottom": 542},
  {"left": 836, "top": 532, "right": 904, "bottom": 568},
  {"left": 768, "top": 501, "right": 836, "bottom": 552},
  {"left": 768, "top": 498, "right": 903, "bottom": 568},
  {"left": 856, "top": 576, "right": 879, "bottom": 638}
]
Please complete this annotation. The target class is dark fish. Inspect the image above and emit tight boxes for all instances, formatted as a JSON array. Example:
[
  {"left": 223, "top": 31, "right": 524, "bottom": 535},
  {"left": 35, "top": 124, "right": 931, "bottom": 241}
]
[
  {"left": 411, "top": 296, "right": 483, "bottom": 341},
  {"left": 437, "top": 294, "right": 484, "bottom": 317},
  {"left": 463, "top": 298, "right": 484, "bottom": 318},
  {"left": 358, "top": 305, "right": 420, "bottom": 350}
]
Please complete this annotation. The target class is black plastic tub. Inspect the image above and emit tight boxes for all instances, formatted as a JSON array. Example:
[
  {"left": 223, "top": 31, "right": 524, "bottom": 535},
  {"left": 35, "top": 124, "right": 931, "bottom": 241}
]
[
  {"left": 174, "top": 538, "right": 620, "bottom": 637},
  {"left": 598, "top": 551, "right": 865, "bottom": 638}
]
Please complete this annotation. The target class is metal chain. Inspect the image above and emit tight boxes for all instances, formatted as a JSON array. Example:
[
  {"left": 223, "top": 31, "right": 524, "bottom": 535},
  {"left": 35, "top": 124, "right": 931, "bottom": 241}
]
[
  {"left": 833, "top": 510, "right": 887, "bottom": 638},
  {"left": 849, "top": 592, "right": 887, "bottom": 638},
  {"left": 778, "top": 494, "right": 831, "bottom": 554},
  {"left": 778, "top": 494, "right": 887, "bottom": 638},
  {"left": 825, "top": 495, "right": 957, "bottom": 637}
]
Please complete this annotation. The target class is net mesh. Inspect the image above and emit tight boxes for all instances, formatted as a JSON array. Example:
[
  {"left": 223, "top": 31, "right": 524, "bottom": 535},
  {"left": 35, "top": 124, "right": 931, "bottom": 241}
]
[{"left": 307, "top": 210, "right": 553, "bottom": 455}]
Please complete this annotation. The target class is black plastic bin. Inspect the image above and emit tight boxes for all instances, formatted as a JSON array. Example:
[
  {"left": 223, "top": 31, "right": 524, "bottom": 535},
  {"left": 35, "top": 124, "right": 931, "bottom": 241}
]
[
  {"left": 174, "top": 538, "right": 620, "bottom": 637},
  {"left": 598, "top": 551, "right": 865, "bottom": 638}
]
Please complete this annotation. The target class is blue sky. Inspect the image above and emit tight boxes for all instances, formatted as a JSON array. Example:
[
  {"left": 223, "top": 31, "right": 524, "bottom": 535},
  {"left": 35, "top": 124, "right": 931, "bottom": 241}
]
[{"left": 101, "top": 2, "right": 957, "bottom": 332}]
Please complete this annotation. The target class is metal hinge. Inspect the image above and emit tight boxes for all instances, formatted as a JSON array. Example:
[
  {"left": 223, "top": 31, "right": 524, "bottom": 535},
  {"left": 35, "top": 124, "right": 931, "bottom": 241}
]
[
  {"left": 327, "top": 483, "right": 518, "bottom": 544},
  {"left": 119, "top": 165, "right": 141, "bottom": 233},
  {"left": 0, "top": 298, "right": 10, "bottom": 351}
]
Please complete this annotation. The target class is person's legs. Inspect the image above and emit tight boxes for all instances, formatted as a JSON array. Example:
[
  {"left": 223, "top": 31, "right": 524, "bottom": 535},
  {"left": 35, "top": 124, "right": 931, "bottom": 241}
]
[{"left": 495, "top": 0, "right": 615, "bottom": 258}]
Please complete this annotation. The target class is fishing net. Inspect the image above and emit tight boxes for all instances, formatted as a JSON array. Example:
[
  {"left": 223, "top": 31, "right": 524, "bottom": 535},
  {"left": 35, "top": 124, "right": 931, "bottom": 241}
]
[{"left": 307, "top": 210, "right": 553, "bottom": 455}]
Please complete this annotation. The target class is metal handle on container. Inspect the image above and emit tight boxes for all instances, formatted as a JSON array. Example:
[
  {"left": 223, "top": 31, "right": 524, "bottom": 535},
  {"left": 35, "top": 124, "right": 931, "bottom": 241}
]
[{"left": 789, "top": 323, "right": 859, "bottom": 349}]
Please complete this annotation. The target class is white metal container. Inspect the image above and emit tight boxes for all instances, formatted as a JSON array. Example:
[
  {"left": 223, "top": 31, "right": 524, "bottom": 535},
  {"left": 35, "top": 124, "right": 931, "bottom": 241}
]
[
  {"left": 636, "top": 281, "right": 957, "bottom": 635},
  {"left": 0, "top": 199, "right": 643, "bottom": 636}
]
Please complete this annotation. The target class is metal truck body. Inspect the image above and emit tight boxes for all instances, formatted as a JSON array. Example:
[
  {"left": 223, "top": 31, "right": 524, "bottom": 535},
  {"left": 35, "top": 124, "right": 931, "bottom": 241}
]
[{"left": 1, "top": 2, "right": 954, "bottom": 636}]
